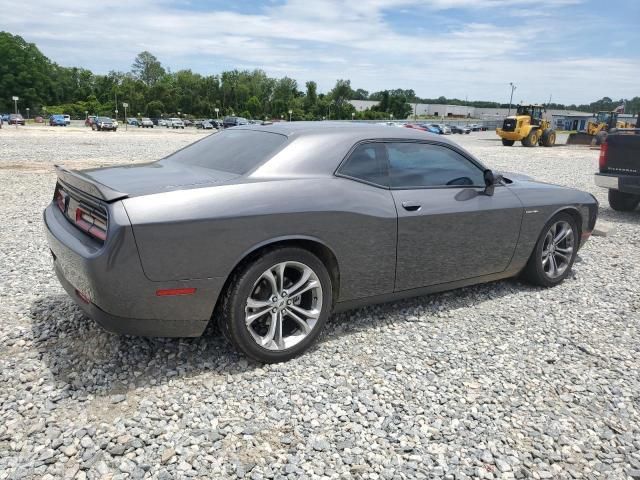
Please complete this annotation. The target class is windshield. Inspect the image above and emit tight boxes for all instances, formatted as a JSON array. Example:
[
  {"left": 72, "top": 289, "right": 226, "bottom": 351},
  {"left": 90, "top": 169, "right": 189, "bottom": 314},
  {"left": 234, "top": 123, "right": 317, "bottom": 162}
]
[
  {"left": 165, "top": 129, "right": 287, "bottom": 174},
  {"left": 97, "top": 117, "right": 111, "bottom": 122}
]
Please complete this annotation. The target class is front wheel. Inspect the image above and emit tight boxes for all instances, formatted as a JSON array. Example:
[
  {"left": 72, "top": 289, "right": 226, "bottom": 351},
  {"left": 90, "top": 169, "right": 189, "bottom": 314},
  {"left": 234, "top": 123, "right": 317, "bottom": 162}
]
[
  {"left": 521, "top": 129, "right": 538, "bottom": 147},
  {"left": 522, "top": 213, "right": 578, "bottom": 287},
  {"left": 608, "top": 189, "right": 640, "bottom": 211},
  {"left": 219, "top": 247, "right": 333, "bottom": 363},
  {"left": 540, "top": 129, "right": 556, "bottom": 147},
  {"left": 501, "top": 139, "right": 515, "bottom": 146}
]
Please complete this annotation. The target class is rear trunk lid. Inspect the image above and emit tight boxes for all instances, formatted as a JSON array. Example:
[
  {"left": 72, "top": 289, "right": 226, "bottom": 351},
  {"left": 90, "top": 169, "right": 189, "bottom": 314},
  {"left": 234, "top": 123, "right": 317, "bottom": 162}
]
[{"left": 56, "top": 161, "right": 240, "bottom": 201}]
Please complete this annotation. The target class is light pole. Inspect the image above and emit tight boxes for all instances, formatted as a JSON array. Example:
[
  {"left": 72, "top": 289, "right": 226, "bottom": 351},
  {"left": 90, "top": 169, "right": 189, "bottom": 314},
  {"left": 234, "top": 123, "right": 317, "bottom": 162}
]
[
  {"left": 288, "top": 109, "right": 292, "bottom": 122},
  {"left": 390, "top": 113, "right": 394, "bottom": 121},
  {"left": 85, "top": 110, "right": 88, "bottom": 120},
  {"left": 214, "top": 108, "right": 219, "bottom": 119},
  {"left": 351, "top": 112, "right": 355, "bottom": 121},
  {"left": 123, "top": 102, "right": 128, "bottom": 131},
  {"left": 508, "top": 82, "right": 516, "bottom": 116},
  {"left": 26, "top": 108, "right": 30, "bottom": 120},
  {"left": 12, "top": 96, "right": 18, "bottom": 128},
  {"left": 43, "top": 106, "right": 47, "bottom": 126}
]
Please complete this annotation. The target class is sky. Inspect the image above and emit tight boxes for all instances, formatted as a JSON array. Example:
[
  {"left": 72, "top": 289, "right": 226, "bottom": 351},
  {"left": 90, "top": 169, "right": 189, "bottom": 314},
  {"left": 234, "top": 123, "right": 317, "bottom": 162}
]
[{"left": 1, "top": 0, "right": 639, "bottom": 104}]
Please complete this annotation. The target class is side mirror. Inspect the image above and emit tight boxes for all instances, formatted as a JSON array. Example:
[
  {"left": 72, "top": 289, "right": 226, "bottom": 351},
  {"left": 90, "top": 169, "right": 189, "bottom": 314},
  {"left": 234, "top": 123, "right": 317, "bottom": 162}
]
[{"left": 483, "top": 169, "right": 503, "bottom": 196}]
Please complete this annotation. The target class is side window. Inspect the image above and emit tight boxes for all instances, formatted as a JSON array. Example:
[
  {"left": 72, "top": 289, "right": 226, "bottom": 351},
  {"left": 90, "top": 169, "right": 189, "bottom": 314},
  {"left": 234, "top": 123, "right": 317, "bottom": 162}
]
[
  {"left": 338, "top": 143, "right": 388, "bottom": 187},
  {"left": 386, "top": 142, "right": 484, "bottom": 188}
]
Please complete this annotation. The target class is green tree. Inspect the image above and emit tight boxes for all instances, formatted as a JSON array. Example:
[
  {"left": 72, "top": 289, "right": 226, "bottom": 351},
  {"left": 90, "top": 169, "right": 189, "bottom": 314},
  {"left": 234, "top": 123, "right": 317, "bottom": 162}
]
[{"left": 131, "top": 51, "right": 166, "bottom": 86}]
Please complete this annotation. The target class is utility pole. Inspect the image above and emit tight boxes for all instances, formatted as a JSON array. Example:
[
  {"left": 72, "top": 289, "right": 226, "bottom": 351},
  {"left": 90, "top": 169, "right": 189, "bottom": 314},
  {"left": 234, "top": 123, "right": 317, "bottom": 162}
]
[
  {"left": 12, "top": 96, "right": 18, "bottom": 129},
  {"left": 508, "top": 83, "right": 516, "bottom": 116},
  {"left": 123, "top": 103, "right": 128, "bottom": 131}
]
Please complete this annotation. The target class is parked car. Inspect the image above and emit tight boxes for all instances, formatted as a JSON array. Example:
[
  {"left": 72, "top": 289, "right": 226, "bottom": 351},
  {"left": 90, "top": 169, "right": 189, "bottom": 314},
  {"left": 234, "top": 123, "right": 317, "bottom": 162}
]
[
  {"left": 594, "top": 124, "right": 640, "bottom": 212},
  {"left": 9, "top": 114, "right": 25, "bottom": 126},
  {"left": 140, "top": 118, "right": 154, "bottom": 128},
  {"left": 208, "top": 119, "right": 223, "bottom": 129},
  {"left": 467, "top": 124, "right": 482, "bottom": 132},
  {"left": 49, "top": 114, "right": 67, "bottom": 126},
  {"left": 127, "top": 118, "right": 140, "bottom": 127},
  {"left": 199, "top": 121, "right": 214, "bottom": 130},
  {"left": 91, "top": 116, "right": 117, "bottom": 131},
  {"left": 44, "top": 123, "right": 597, "bottom": 362},
  {"left": 34, "top": 116, "right": 44, "bottom": 123},
  {"left": 0, "top": 116, "right": 2, "bottom": 128},
  {"left": 85, "top": 116, "right": 96, "bottom": 127},
  {"left": 63, "top": 115, "right": 71, "bottom": 125},
  {"left": 405, "top": 124, "right": 440, "bottom": 134},
  {"left": 167, "top": 118, "right": 185, "bottom": 129},
  {"left": 183, "top": 119, "right": 193, "bottom": 127},
  {"left": 429, "top": 124, "right": 451, "bottom": 134},
  {"left": 1, "top": 113, "right": 9, "bottom": 122},
  {"left": 450, "top": 125, "right": 471, "bottom": 134},
  {"left": 158, "top": 119, "right": 168, "bottom": 127},
  {"left": 223, "top": 116, "right": 248, "bottom": 128}
]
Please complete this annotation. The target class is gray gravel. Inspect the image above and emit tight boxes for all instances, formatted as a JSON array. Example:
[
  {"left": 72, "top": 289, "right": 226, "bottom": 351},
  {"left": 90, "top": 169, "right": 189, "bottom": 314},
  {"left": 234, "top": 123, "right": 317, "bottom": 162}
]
[{"left": 1, "top": 127, "right": 639, "bottom": 479}]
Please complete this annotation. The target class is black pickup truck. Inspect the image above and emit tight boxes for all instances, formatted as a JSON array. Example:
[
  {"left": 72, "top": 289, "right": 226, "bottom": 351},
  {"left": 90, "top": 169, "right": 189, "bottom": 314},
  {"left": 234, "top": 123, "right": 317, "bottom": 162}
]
[{"left": 594, "top": 119, "right": 640, "bottom": 211}]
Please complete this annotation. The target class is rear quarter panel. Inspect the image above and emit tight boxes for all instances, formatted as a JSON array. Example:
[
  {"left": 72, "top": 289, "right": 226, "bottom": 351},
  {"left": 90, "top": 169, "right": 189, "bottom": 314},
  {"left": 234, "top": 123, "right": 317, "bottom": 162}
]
[{"left": 123, "top": 177, "right": 398, "bottom": 302}]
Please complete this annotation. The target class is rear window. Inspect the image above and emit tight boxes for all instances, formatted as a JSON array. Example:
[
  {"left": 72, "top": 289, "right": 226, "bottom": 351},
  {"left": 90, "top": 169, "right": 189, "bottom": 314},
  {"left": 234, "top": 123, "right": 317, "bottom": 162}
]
[{"left": 165, "top": 129, "right": 288, "bottom": 174}]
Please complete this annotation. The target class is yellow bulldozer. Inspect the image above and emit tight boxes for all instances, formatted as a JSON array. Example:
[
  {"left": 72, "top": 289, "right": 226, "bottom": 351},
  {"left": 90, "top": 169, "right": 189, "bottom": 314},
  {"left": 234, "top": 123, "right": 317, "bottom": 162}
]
[
  {"left": 496, "top": 104, "right": 556, "bottom": 147},
  {"left": 566, "top": 111, "right": 635, "bottom": 145}
]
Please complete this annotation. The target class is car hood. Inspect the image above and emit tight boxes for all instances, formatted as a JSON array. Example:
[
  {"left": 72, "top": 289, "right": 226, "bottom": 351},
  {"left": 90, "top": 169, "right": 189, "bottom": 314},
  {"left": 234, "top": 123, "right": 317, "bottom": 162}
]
[{"left": 77, "top": 160, "right": 240, "bottom": 198}]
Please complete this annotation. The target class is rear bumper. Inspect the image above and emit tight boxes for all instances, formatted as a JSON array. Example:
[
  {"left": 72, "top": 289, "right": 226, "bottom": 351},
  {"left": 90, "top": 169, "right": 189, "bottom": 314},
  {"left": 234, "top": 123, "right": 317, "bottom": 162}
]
[
  {"left": 595, "top": 173, "right": 640, "bottom": 195},
  {"left": 44, "top": 203, "right": 223, "bottom": 337},
  {"left": 53, "top": 263, "right": 207, "bottom": 337}
]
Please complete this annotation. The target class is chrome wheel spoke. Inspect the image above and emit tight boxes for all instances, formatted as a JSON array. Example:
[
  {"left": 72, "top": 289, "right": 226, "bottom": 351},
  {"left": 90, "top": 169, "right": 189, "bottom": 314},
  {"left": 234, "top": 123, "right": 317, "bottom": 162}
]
[
  {"left": 289, "top": 303, "right": 320, "bottom": 320},
  {"left": 284, "top": 308, "right": 312, "bottom": 335},
  {"left": 554, "top": 251, "right": 570, "bottom": 262},
  {"left": 286, "top": 267, "right": 313, "bottom": 296},
  {"left": 246, "top": 298, "right": 271, "bottom": 309},
  {"left": 261, "top": 269, "right": 278, "bottom": 295},
  {"left": 553, "top": 226, "right": 571, "bottom": 245},
  {"left": 245, "top": 306, "right": 273, "bottom": 326}
]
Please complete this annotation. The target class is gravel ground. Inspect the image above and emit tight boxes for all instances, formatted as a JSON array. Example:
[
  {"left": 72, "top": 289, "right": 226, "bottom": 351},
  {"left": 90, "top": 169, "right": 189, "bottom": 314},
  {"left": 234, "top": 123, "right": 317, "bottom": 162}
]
[{"left": 0, "top": 126, "right": 638, "bottom": 480}]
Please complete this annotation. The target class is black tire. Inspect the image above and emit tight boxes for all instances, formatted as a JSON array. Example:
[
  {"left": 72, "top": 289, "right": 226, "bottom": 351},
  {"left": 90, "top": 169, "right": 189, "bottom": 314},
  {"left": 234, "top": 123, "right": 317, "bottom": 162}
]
[
  {"left": 219, "top": 247, "right": 333, "bottom": 363},
  {"left": 540, "top": 129, "right": 556, "bottom": 147},
  {"left": 522, "top": 212, "right": 579, "bottom": 288},
  {"left": 521, "top": 129, "right": 538, "bottom": 147},
  {"left": 608, "top": 189, "right": 640, "bottom": 211},
  {"left": 593, "top": 131, "right": 608, "bottom": 146},
  {"left": 501, "top": 139, "right": 515, "bottom": 146}
]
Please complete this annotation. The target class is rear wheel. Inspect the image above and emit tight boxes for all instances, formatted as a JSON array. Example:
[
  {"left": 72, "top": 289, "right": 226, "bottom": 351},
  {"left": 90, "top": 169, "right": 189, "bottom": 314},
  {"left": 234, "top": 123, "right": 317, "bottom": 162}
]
[
  {"left": 220, "top": 247, "right": 333, "bottom": 363},
  {"left": 540, "top": 129, "right": 556, "bottom": 147},
  {"left": 521, "top": 129, "right": 538, "bottom": 147},
  {"left": 501, "top": 139, "right": 515, "bottom": 146},
  {"left": 522, "top": 212, "right": 578, "bottom": 287},
  {"left": 608, "top": 189, "right": 640, "bottom": 211}
]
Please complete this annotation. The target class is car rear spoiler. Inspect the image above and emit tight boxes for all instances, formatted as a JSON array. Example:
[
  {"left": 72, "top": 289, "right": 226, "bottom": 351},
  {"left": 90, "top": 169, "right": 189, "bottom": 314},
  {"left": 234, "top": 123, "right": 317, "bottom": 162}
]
[{"left": 54, "top": 165, "right": 128, "bottom": 202}]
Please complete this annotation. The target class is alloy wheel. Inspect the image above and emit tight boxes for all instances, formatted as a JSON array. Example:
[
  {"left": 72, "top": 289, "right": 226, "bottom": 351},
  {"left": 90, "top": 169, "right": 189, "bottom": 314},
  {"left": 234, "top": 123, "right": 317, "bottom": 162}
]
[
  {"left": 541, "top": 220, "right": 574, "bottom": 279},
  {"left": 245, "top": 261, "right": 323, "bottom": 351}
]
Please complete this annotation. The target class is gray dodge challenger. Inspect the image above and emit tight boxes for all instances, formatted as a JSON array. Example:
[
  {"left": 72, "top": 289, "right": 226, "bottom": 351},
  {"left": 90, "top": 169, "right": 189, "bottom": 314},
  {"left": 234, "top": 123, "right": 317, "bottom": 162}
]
[{"left": 44, "top": 123, "right": 598, "bottom": 362}]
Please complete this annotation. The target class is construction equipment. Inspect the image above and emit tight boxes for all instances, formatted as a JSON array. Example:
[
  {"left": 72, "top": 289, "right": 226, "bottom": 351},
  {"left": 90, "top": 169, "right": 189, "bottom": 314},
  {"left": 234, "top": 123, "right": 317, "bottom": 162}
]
[
  {"left": 496, "top": 104, "right": 556, "bottom": 147},
  {"left": 566, "top": 111, "right": 635, "bottom": 145}
]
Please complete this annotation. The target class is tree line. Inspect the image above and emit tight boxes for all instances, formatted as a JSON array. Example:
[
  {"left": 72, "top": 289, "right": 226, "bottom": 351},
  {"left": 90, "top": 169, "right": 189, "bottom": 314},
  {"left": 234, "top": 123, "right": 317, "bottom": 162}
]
[{"left": 1, "top": 32, "right": 638, "bottom": 121}]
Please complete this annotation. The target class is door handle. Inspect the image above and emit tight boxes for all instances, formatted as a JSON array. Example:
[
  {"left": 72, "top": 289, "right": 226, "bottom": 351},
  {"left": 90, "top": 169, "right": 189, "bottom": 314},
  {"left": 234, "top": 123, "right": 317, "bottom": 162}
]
[{"left": 402, "top": 201, "right": 421, "bottom": 212}]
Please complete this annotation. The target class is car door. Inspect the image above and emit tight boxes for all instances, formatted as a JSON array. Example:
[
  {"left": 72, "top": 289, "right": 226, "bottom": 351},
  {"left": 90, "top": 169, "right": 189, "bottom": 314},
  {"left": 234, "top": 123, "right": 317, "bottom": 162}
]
[{"left": 386, "top": 141, "right": 523, "bottom": 291}]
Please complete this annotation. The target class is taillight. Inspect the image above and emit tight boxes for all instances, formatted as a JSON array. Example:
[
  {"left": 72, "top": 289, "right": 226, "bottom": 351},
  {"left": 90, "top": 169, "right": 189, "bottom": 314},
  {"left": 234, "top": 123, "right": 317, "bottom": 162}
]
[
  {"left": 599, "top": 142, "right": 608, "bottom": 170},
  {"left": 74, "top": 205, "right": 108, "bottom": 241},
  {"left": 54, "top": 186, "right": 67, "bottom": 212}
]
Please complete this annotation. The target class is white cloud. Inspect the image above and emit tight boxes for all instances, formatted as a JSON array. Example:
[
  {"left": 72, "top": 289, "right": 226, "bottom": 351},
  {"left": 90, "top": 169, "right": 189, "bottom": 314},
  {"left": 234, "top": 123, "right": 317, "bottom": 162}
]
[{"left": 0, "top": 0, "right": 638, "bottom": 103}]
